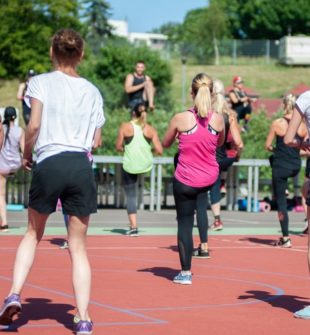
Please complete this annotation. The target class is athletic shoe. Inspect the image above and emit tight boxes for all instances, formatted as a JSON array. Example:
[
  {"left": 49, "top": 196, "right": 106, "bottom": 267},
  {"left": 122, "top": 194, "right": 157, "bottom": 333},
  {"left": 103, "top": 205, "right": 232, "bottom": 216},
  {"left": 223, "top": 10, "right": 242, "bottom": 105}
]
[
  {"left": 59, "top": 240, "right": 69, "bottom": 249},
  {"left": 0, "top": 225, "right": 9, "bottom": 232},
  {"left": 0, "top": 294, "right": 22, "bottom": 325},
  {"left": 192, "top": 246, "right": 211, "bottom": 259},
  {"left": 210, "top": 219, "right": 223, "bottom": 231},
  {"left": 294, "top": 306, "right": 310, "bottom": 319},
  {"left": 126, "top": 228, "right": 139, "bottom": 237},
  {"left": 76, "top": 320, "right": 93, "bottom": 335},
  {"left": 173, "top": 272, "right": 192, "bottom": 285},
  {"left": 275, "top": 237, "right": 292, "bottom": 248}
]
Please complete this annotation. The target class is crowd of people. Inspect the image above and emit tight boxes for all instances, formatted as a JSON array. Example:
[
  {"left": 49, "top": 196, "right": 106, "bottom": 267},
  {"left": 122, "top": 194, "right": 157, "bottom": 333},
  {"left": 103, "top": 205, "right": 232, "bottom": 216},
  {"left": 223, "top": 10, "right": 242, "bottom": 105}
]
[{"left": 0, "top": 27, "right": 310, "bottom": 334}]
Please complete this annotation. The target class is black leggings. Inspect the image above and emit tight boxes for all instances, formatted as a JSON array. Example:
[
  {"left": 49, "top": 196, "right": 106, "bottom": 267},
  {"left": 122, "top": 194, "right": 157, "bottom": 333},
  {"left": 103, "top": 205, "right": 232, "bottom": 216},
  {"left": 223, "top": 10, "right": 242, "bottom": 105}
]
[
  {"left": 122, "top": 168, "right": 139, "bottom": 214},
  {"left": 272, "top": 166, "right": 299, "bottom": 237},
  {"left": 173, "top": 177, "right": 210, "bottom": 271}
]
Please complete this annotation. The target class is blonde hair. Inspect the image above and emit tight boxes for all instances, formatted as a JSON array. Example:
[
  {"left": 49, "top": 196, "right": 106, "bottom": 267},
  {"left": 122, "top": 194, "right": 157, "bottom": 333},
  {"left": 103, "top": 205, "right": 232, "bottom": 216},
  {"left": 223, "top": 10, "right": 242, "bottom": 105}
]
[
  {"left": 212, "top": 79, "right": 230, "bottom": 116},
  {"left": 283, "top": 93, "right": 296, "bottom": 115},
  {"left": 192, "top": 73, "right": 213, "bottom": 118}
]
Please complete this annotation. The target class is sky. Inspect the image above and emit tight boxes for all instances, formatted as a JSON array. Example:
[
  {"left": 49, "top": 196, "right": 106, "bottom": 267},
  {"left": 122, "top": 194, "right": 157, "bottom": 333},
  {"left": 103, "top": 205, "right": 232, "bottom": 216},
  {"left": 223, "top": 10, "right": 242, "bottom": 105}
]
[{"left": 107, "top": 0, "right": 208, "bottom": 33}]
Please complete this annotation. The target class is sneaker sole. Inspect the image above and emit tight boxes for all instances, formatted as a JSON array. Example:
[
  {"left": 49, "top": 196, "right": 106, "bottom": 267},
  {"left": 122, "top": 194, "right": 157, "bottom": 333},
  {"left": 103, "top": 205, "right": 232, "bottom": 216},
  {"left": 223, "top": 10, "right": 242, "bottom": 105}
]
[
  {"left": 294, "top": 313, "right": 310, "bottom": 319},
  {"left": 0, "top": 303, "right": 22, "bottom": 325},
  {"left": 76, "top": 331, "right": 93, "bottom": 335},
  {"left": 192, "top": 255, "right": 211, "bottom": 259},
  {"left": 173, "top": 280, "right": 192, "bottom": 285}
]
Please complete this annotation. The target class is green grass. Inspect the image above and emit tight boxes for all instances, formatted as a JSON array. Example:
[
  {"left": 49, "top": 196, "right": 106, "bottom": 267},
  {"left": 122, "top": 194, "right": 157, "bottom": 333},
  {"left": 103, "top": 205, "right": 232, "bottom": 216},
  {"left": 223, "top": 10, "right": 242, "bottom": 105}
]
[
  {"left": 171, "top": 60, "right": 310, "bottom": 106},
  {"left": 0, "top": 79, "right": 20, "bottom": 110},
  {"left": 1, "top": 60, "right": 310, "bottom": 118}
]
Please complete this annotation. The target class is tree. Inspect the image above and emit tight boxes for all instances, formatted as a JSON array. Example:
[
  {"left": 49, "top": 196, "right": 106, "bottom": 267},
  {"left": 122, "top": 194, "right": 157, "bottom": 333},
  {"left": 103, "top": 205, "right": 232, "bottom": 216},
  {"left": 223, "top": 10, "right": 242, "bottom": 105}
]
[
  {"left": 79, "top": 0, "right": 112, "bottom": 53},
  {"left": 222, "top": 0, "right": 310, "bottom": 39},
  {"left": 180, "top": 2, "right": 229, "bottom": 64},
  {"left": 0, "top": 0, "right": 81, "bottom": 78}
]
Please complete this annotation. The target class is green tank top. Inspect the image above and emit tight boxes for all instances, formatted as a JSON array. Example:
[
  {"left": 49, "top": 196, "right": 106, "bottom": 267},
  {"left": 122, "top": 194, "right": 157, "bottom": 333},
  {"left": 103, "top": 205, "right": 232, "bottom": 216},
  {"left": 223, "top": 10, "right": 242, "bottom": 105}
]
[{"left": 123, "top": 121, "right": 153, "bottom": 174}]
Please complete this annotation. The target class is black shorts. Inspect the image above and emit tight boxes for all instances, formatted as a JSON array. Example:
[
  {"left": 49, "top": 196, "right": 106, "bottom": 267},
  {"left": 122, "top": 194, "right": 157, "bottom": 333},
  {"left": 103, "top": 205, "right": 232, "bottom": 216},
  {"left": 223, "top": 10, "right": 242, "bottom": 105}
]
[
  {"left": 29, "top": 152, "right": 97, "bottom": 216},
  {"left": 305, "top": 158, "right": 310, "bottom": 179}
]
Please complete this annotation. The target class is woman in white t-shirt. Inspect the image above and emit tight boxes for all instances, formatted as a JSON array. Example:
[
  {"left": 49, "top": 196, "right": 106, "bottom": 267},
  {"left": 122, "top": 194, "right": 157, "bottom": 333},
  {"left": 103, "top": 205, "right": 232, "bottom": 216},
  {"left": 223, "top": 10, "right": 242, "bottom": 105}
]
[
  {"left": 0, "top": 107, "right": 24, "bottom": 232},
  {"left": 284, "top": 90, "right": 310, "bottom": 319},
  {"left": 0, "top": 29, "right": 104, "bottom": 335}
]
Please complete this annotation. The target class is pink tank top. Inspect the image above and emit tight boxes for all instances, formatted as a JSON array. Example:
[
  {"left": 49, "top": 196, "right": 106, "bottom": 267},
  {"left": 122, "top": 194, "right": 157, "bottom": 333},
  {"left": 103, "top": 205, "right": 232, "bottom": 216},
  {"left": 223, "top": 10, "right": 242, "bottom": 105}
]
[{"left": 175, "top": 108, "right": 219, "bottom": 188}]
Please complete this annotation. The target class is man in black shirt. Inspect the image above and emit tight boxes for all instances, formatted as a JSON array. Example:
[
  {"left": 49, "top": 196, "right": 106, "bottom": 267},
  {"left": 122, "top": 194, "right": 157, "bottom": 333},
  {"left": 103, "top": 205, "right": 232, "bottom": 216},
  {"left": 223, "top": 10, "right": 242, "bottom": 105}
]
[{"left": 124, "top": 60, "right": 155, "bottom": 111}]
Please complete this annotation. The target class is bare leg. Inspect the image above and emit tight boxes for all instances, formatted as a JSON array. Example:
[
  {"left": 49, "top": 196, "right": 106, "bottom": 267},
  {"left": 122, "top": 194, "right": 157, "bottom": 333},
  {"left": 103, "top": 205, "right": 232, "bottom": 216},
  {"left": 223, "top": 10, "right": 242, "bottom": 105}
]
[
  {"left": 9, "top": 207, "right": 48, "bottom": 295},
  {"left": 0, "top": 175, "right": 7, "bottom": 228},
  {"left": 68, "top": 215, "right": 91, "bottom": 321},
  {"left": 143, "top": 81, "right": 155, "bottom": 110},
  {"left": 211, "top": 202, "right": 220, "bottom": 217},
  {"left": 128, "top": 213, "right": 137, "bottom": 229}
]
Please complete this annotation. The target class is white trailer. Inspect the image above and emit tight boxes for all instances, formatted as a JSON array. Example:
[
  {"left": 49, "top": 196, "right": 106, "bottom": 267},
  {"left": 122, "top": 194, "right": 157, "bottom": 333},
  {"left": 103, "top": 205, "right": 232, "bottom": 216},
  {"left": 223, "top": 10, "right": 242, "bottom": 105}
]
[{"left": 279, "top": 36, "right": 310, "bottom": 65}]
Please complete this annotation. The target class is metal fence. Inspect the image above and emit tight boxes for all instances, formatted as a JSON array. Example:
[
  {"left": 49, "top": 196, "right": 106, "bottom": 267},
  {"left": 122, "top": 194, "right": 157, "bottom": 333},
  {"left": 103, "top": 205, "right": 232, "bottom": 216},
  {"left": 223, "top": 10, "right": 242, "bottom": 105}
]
[
  {"left": 6, "top": 156, "right": 303, "bottom": 213},
  {"left": 164, "top": 39, "right": 280, "bottom": 65}
]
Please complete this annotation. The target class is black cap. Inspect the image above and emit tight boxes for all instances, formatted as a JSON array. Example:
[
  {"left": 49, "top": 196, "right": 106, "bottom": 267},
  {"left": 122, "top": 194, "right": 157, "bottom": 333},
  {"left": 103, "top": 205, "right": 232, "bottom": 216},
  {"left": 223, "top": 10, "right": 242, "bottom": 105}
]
[{"left": 28, "top": 69, "right": 36, "bottom": 77}]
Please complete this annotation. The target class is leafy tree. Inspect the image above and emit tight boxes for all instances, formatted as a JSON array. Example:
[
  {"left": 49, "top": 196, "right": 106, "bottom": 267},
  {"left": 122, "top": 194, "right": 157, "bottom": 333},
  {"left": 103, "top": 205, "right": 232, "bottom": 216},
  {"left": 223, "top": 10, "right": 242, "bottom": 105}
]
[
  {"left": 79, "top": 0, "right": 112, "bottom": 53},
  {"left": 222, "top": 0, "right": 310, "bottom": 39},
  {"left": 0, "top": 0, "right": 81, "bottom": 78},
  {"left": 179, "top": 1, "right": 230, "bottom": 64}
]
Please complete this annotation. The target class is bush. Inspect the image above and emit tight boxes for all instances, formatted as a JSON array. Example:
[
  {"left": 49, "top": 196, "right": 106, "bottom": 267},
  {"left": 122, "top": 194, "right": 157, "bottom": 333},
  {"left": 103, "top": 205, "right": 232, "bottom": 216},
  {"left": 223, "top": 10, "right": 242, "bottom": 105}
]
[{"left": 80, "top": 39, "right": 173, "bottom": 111}]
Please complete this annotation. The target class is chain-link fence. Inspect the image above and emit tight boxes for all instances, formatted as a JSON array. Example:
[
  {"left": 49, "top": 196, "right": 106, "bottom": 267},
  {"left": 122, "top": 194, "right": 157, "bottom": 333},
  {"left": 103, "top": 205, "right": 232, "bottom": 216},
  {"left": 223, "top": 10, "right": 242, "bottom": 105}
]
[{"left": 163, "top": 39, "right": 280, "bottom": 65}]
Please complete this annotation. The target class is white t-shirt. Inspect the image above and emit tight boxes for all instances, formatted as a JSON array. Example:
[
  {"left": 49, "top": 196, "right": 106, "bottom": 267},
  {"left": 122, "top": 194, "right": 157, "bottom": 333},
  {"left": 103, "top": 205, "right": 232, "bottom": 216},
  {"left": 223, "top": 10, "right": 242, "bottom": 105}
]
[
  {"left": 25, "top": 71, "right": 105, "bottom": 163},
  {"left": 296, "top": 90, "right": 310, "bottom": 135}
]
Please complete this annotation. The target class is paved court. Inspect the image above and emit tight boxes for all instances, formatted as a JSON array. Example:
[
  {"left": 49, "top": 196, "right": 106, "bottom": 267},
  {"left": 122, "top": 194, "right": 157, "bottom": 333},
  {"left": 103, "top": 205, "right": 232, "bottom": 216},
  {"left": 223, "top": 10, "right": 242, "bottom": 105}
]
[{"left": 2, "top": 208, "right": 307, "bottom": 237}]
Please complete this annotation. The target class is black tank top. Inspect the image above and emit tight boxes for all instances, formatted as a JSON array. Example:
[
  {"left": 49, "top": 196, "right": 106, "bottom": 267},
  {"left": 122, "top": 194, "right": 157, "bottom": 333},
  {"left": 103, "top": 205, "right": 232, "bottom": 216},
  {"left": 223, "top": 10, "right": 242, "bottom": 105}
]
[
  {"left": 216, "top": 113, "right": 230, "bottom": 162},
  {"left": 230, "top": 89, "right": 246, "bottom": 109},
  {"left": 128, "top": 74, "right": 145, "bottom": 102},
  {"left": 272, "top": 118, "right": 301, "bottom": 170}
]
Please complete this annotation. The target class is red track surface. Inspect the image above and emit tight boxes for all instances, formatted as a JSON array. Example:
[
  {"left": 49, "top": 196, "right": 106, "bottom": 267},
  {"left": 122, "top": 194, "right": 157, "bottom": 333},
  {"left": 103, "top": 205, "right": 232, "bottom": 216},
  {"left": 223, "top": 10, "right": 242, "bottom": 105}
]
[{"left": 1, "top": 234, "right": 310, "bottom": 334}]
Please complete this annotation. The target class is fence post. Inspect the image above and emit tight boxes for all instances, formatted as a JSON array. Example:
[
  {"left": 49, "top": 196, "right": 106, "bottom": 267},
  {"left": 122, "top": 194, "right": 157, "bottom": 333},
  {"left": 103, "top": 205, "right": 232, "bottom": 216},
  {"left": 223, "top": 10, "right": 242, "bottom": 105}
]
[
  {"left": 266, "top": 40, "right": 270, "bottom": 64},
  {"left": 232, "top": 39, "right": 237, "bottom": 65}
]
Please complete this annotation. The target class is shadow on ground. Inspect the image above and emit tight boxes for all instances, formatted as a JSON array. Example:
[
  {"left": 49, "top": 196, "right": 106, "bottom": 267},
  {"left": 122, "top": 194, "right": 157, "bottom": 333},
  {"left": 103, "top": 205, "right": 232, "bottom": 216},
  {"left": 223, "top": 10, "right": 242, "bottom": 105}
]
[
  {"left": 239, "top": 290, "right": 310, "bottom": 313},
  {"left": 138, "top": 267, "right": 179, "bottom": 281},
  {"left": 1, "top": 298, "right": 75, "bottom": 332}
]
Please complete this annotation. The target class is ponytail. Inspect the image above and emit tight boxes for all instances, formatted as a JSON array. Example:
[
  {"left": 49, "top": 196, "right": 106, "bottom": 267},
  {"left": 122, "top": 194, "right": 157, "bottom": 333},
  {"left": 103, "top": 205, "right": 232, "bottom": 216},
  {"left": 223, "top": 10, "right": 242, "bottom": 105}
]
[
  {"left": 132, "top": 103, "right": 147, "bottom": 128},
  {"left": 283, "top": 93, "right": 296, "bottom": 115},
  {"left": 194, "top": 85, "right": 212, "bottom": 118},
  {"left": 3, "top": 106, "right": 16, "bottom": 146},
  {"left": 191, "top": 73, "right": 213, "bottom": 118},
  {"left": 212, "top": 78, "right": 230, "bottom": 115}
]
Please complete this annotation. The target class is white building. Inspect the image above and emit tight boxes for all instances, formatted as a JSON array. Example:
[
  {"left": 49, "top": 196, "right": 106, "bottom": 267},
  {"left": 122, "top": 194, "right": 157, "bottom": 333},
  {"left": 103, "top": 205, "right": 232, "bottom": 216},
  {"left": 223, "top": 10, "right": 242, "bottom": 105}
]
[{"left": 109, "top": 19, "right": 168, "bottom": 50}]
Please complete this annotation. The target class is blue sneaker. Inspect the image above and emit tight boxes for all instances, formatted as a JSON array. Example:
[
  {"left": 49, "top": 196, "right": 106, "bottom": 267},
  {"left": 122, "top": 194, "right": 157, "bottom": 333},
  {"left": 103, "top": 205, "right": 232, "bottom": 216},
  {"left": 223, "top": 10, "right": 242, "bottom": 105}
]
[
  {"left": 76, "top": 320, "right": 93, "bottom": 335},
  {"left": 0, "top": 294, "right": 22, "bottom": 325},
  {"left": 173, "top": 271, "right": 192, "bottom": 285},
  {"left": 294, "top": 306, "right": 310, "bottom": 319}
]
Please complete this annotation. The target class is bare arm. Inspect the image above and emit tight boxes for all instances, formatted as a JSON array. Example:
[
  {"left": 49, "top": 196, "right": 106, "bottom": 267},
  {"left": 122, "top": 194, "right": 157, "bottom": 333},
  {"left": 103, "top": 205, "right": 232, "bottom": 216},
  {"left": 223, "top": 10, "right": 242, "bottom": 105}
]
[
  {"left": 115, "top": 124, "right": 125, "bottom": 152},
  {"left": 17, "top": 83, "right": 26, "bottom": 100},
  {"left": 284, "top": 108, "right": 305, "bottom": 147},
  {"left": 162, "top": 115, "right": 178, "bottom": 148},
  {"left": 92, "top": 128, "right": 102, "bottom": 150},
  {"left": 265, "top": 121, "right": 276, "bottom": 151},
  {"left": 19, "top": 129, "right": 25, "bottom": 155},
  {"left": 151, "top": 128, "right": 163, "bottom": 155},
  {"left": 23, "top": 97, "right": 42, "bottom": 170},
  {"left": 0, "top": 122, "right": 3, "bottom": 149},
  {"left": 229, "top": 114, "right": 243, "bottom": 150},
  {"left": 124, "top": 74, "right": 145, "bottom": 94},
  {"left": 209, "top": 113, "right": 225, "bottom": 147}
]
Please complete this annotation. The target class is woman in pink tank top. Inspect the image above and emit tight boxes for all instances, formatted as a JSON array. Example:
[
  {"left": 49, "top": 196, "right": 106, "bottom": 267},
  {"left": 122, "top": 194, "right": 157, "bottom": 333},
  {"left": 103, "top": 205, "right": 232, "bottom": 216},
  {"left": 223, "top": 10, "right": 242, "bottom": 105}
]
[{"left": 162, "top": 73, "right": 225, "bottom": 285}]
